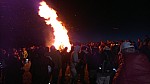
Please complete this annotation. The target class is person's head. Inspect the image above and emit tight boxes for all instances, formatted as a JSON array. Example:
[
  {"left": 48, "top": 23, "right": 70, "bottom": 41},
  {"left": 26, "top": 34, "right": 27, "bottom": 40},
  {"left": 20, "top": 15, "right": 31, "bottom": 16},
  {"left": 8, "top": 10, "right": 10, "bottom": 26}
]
[
  {"left": 2, "top": 49, "right": 7, "bottom": 54},
  {"left": 120, "top": 42, "right": 135, "bottom": 54},
  {"left": 103, "top": 45, "right": 111, "bottom": 51},
  {"left": 81, "top": 45, "right": 87, "bottom": 51},
  {"left": 74, "top": 45, "right": 80, "bottom": 52},
  {"left": 92, "top": 47, "right": 99, "bottom": 53},
  {"left": 64, "top": 47, "right": 68, "bottom": 51},
  {"left": 50, "top": 45, "right": 56, "bottom": 52},
  {"left": 22, "top": 48, "right": 26, "bottom": 51},
  {"left": 44, "top": 47, "right": 49, "bottom": 52}
]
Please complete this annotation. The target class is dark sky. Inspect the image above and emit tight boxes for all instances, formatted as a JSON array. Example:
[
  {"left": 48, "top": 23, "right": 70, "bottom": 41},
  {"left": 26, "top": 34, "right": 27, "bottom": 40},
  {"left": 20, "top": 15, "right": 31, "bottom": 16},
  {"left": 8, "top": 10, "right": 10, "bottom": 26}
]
[
  {"left": 49, "top": 0, "right": 150, "bottom": 41},
  {"left": 0, "top": 0, "right": 150, "bottom": 47}
]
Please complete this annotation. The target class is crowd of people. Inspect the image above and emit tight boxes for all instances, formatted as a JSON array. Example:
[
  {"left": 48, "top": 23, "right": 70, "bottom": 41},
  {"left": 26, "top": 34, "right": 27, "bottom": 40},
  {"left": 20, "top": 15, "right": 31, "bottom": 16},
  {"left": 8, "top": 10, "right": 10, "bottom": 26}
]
[{"left": 0, "top": 35, "right": 150, "bottom": 84}]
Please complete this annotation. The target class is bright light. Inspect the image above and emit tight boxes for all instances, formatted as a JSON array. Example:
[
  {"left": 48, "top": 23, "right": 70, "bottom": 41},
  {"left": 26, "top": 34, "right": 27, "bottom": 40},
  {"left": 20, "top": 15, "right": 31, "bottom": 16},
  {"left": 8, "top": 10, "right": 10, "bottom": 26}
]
[{"left": 38, "top": 1, "right": 71, "bottom": 52}]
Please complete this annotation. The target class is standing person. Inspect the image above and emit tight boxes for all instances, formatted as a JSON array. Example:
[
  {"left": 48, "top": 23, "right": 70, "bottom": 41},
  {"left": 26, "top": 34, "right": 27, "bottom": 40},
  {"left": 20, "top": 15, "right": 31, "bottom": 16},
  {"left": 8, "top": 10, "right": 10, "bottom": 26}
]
[
  {"left": 77, "top": 46, "right": 87, "bottom": 84},
  {"left": 0, "top": 49, "right": 9, "bottom": 84},
  {"left": 50, "top": 45, "right": 62, "bottom": 84},
  {"left": 27, "top": 45, "right": 35, "bottom": 62},
  {"left": 140, "top": 38, "right": 150, "bottom": 62},
  {"left": 113, "top": 41, "right": 150, "bottom": 84},
  {"left": 86, "top": 47, "right": 103, "bottom": 84},
  {"left": 100, "top": 45, "right": 116, "bottom": 84},
  {"left": 39, "top": 47, "right": 54, "bottom": 84},
  {"left": 44, "top": 47, "right": 54, "bottom": 79},
  {"left": 5, "top": 48, "right": 24, "bottom": 84},
  {"left": 61, "top": 47, "right": 70, "bottom": 84},
  {"left": 29, "top": 46, "right": 42, "bottom": 84},
  {"left": 70, "top": 45, "right": 80, "bottom": 84}
]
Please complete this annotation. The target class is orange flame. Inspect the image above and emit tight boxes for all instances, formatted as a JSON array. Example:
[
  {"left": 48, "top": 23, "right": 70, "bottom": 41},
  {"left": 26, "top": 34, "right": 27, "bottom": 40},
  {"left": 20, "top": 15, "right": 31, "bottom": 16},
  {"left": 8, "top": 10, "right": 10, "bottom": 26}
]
[{"left": 38, "top": 1, "right": 71, "bottom": 52}]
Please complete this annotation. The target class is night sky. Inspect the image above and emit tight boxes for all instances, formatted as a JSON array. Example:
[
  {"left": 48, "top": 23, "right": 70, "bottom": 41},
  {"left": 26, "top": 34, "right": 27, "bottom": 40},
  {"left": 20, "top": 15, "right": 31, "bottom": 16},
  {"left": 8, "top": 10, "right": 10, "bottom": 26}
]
[{"left": 0, "top": 0, "right": 150, "bottom": 48}]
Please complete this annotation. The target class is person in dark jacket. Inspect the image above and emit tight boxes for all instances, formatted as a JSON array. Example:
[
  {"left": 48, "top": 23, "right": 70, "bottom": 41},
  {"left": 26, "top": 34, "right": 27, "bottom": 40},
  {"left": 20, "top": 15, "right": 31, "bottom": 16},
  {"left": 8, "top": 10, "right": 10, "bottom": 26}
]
[
  {"left": 5, "top": 48, "right": 24, "bottom": 84},
  {"left": 29, "top": 47, "right": 42, "bottom": 84},
  {"left": 61, "top": 47, "right": 70, "bottom": 84},
  {"left": 77, "top": 46, "right": 88, "bottom": 84},
  {"left": 113, "top": 41, "right": 150, "bottom": 84},
  {"left": 49, "top": 45, "right": 62, "bottom": 84},
  {"left": 40, "top": 47, "right": 54, "bottom": 84},
  {"left": 86, "top": 47, "right": 103, "bottom": 84},
  {"left": 140, "top": 39, "right": 150, "bottom": 62}
]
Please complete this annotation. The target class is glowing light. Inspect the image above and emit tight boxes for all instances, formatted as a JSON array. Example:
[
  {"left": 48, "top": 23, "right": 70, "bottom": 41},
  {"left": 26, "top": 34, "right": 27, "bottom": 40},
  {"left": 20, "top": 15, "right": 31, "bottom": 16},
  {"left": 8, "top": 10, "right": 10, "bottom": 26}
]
[{"left": 38, "top": 1, "right": 71, "bottom": 52}]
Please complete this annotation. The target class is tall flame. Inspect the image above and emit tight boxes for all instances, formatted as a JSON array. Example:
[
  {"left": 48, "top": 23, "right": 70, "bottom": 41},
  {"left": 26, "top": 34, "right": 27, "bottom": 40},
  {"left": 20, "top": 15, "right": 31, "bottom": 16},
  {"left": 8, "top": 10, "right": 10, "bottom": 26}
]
[{"left": 38, "top": 1, "right": 71, "bottom": 52}]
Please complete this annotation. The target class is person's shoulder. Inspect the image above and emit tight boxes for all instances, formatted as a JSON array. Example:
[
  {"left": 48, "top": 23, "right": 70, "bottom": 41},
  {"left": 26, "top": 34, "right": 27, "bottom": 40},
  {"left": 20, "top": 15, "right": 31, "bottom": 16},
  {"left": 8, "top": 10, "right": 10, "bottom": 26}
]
[
  {"left": 129, "top": 51, "right": 148, "bottom": 59},
  {"left": 138, "top": 52, "right": 148, "bottom": 57}
]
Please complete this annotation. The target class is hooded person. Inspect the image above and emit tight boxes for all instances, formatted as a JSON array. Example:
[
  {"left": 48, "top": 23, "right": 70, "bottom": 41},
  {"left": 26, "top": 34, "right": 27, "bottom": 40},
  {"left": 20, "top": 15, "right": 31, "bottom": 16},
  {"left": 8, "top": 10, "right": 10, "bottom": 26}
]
[
  {"left": 70, "top": 45, "right": 80, "bottom": 84},
  {"left": 113, "top": 41, "right": 150, "bottom": 84}
]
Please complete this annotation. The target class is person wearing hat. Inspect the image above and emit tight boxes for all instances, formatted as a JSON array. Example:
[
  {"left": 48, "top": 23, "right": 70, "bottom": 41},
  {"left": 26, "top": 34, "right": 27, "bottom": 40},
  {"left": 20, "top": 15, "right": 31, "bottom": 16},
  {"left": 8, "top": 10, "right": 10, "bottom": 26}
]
[{"left": 113, "top": 41, "right": 150, "bottom": 84}]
